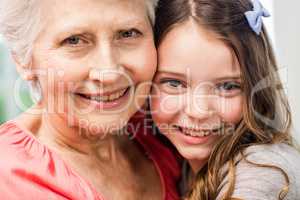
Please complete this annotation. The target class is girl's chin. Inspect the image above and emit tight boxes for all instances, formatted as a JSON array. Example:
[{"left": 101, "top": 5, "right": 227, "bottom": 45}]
[{"left": 178, "top": 147, "right": 212, "bottom": 162}]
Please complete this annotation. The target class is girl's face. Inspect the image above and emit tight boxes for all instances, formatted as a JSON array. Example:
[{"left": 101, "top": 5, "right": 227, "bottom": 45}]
[
  {"left": 30, "top": 0, "right": 157, "bottom": 136},
  {"left": 151, "top": 20, "right": 243, "bottom": 172}
]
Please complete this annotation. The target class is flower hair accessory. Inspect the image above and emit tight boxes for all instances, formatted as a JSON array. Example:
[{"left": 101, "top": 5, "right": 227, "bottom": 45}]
[{"left": 245, "top": 0, "right": 270, "bottom": 35}]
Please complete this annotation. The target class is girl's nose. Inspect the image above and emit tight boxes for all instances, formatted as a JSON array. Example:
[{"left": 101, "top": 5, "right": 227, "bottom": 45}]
[{"left": 183, "top": 92, "right": 215, "bottom": 120}]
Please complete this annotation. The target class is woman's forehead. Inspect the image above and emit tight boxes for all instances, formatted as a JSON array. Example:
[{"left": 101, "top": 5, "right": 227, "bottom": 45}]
[
  {"left": 42, "top": 0, "right": 149, "bottom": 23},
  {"left": 38, "top": 0, "right": 151, "bottom": 35}
]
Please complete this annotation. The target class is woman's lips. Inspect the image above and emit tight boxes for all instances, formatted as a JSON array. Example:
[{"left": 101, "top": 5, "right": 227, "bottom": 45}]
[{"left": 73, "top": 86, "right": 132, "bottom": 110}]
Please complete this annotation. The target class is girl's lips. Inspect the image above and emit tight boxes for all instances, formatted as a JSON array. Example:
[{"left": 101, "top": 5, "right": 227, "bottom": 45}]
[
  {"left": 73, "top": 86, "right": 132, "bottom": 110},
  {"left": 173, "top": 125, "right": 220, "bottom": 145},
  {"left": 175, "top": 125, "right": 222, "bottom": 134}
]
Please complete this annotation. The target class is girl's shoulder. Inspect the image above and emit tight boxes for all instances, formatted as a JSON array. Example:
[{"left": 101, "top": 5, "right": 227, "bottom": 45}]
[
  {"left": 244, "top": 143, "right": 300, "bottom": 166},
  {"left": 217, "top": 143, "right": 300, "bottom": 200}
]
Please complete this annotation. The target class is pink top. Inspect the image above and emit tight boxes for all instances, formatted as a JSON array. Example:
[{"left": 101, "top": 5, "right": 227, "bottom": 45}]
[{"left": 0, "top": 112, "right": 181, "bottom": 200}]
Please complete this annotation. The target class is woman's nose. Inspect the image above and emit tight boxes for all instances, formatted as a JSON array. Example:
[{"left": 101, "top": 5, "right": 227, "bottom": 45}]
[
  {"left": 89, "top": 66, "right": 125, "bottom": 84},
  {"left": 88, "top": 42, "right": 124, "bottom": 84}
]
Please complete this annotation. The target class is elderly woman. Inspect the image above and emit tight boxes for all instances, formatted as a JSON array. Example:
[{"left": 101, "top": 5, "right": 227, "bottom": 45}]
[{"left": 0, "top": 0, "right": 180, "bottom": 199}]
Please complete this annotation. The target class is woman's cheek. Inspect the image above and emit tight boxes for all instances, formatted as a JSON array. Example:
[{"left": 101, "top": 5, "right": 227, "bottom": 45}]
[{"left": 120, "top": 43, "right": 157, "bottom": 83}]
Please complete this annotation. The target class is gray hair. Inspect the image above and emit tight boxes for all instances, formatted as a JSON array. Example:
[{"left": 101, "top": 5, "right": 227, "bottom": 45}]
[
  {"left": 0, "top": 0, "right": 159, "bottom": 66},
  {"left": 146, "top": 0, "right": 159, "bottom": 26}
]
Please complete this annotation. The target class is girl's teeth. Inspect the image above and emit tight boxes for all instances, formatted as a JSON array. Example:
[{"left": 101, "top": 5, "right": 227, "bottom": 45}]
[{"left": 181, "top": 128, "right": 211, "bottom": 137}]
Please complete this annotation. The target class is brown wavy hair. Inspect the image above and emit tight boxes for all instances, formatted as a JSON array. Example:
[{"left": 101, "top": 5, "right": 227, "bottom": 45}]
[{"left": 154, "top": 0, "right": 294, "bottom": 199}]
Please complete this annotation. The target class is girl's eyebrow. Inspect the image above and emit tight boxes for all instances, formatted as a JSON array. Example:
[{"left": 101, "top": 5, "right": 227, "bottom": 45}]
[
  {"left": 156, "top": 70, "right": 242, "bottom": 85},
  {"left": 157, "top": 70, "right": 241, "bottom": 79},
  {"left": 212, "top": 75, "right": 241, "bottom": 82},
  {"left": 156, "top": 70, "right": 186, "bottom": 77}
]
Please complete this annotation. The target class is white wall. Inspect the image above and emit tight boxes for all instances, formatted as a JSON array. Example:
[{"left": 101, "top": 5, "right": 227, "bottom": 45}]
[
  {"left": 272, "top": 0, "right": 300, "bottom": 143},
  {"left": 260, "top": 0, "right": 276, "bottom": 45},
  {"left": 246, "top": 0, "right": 300, "bottom": 143}
]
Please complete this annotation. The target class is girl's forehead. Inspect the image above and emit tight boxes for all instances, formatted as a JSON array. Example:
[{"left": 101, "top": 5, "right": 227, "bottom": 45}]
[
  {"left": 157, "top": 21, "right": 241, "bottom": 83},
  {"left": 157, "top": 64, "right": 241, "bottom": 85}
]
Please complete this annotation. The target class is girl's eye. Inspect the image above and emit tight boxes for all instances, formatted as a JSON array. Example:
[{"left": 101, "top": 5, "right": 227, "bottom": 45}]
[
  {"left": 216, "top": 81, "right": 242, "bottom": 97},
  {"left": 118, "top": 29, "right": 142, "bottom": 39},
  {"left": 159, "top": 79, "right": 187, "bottom": 94},
  {"left": 219, "top": 82, "right": 240, "bottom": 90},
  {"left": 164, "top": 80, "right": 183, "bottom": 88}
]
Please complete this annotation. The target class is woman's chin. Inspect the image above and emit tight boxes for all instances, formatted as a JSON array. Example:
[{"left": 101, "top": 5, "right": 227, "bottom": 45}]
[{"left": 58, "top": 111, "right": 129, "bottom": 135}]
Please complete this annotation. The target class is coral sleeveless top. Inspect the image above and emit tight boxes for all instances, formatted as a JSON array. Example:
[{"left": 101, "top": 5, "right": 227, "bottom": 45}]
[{"left": 0, "top": 112, "right": 180, "bottom": 200}]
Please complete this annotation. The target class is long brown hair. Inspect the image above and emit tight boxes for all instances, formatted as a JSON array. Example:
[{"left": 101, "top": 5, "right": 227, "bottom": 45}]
[{"left": 154, "top": 0, "right": 293, "bottom": 199}]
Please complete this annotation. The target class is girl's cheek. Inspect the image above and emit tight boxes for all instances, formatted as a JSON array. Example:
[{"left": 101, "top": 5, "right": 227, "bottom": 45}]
[
  {"left": 216, "top": 96, "right": 243, "bottom": 123},
  {"left": 151, "top": 91, "right": 183, "bottom": 123}
]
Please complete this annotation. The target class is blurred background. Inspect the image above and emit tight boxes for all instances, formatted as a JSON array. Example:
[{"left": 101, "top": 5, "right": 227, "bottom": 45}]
[{"left": 0, "top": 0, "right": 299, "bottom": 142}]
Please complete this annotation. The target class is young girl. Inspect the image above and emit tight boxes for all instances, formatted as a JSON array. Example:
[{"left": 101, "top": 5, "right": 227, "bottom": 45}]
[{"left": 151, "top": 0, "right": 300, "bottom": 199}]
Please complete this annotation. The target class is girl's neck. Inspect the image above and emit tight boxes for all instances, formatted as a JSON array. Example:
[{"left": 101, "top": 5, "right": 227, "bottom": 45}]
[{"left": 188, "top": 159, "right": 208, "bottom": 175}]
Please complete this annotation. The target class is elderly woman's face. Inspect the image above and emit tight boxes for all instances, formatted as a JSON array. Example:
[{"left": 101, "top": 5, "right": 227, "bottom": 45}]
[{"left": 31, "top": 0, "right": 157, "bottom": 135}]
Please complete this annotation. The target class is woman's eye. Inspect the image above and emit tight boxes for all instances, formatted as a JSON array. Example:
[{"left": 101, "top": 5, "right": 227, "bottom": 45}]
[
  {"left": 216, "top": 81, "right": 242, "bottom": 96},
  {"left": 118, "top": 29, "right": 142, "bottom": 39},
  {"left": 62, "top": 36, "right": 86, "bottom": 46}
]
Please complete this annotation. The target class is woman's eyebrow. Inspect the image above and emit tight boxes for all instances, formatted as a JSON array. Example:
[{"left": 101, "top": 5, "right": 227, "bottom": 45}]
[
  {"left": 118, "top": 18, "right": 147, "bottom": 27},
  {"left": 54, "top": 17, "right": 147, "bottom": 35},
  {"left": 54, "top": 25, "right": 92, "bottom": 39}
]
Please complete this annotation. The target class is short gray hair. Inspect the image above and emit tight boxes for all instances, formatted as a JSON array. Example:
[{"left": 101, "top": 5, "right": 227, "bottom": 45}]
[
  {"left": 0, "top": 0, "right": 159, "bottom": 66},
  {"left": 146, "top": 0, "right": 159, "bottom": 26},
  {"left": 0, "top": 0, "right": 43, "bottom": 65}
]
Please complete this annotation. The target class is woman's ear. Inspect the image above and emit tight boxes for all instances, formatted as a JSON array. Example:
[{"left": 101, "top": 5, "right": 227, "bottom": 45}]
[{"left": 11, "top": 52, "right": 35, "bottom": 81}]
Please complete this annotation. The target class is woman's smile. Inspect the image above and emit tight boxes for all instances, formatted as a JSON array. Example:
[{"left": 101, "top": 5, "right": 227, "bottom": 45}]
[{"left": 73, "top": 85, "right": 133, "bottom": 110}]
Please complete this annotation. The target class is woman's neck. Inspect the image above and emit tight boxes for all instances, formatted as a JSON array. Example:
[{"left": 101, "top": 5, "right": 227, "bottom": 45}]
[{"left": 19, "top": 107, "right": 132, "bottom": 164}]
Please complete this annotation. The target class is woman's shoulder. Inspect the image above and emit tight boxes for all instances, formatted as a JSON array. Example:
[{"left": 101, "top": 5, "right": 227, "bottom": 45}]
[
  {"left": 218, "top": 143, "right": 300, "bottom": 200},
  {"left": 0, "top": 121, "right": 99, "bottom": 199},
  {"left": 0, "top": 119, "right": 42, "bottom": 153},
  {"left": 0, "top": 120, "right": 27, "bottom": 150},
  {"left": 0, "top": 120, "right": 50, "bottom": 178}
]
